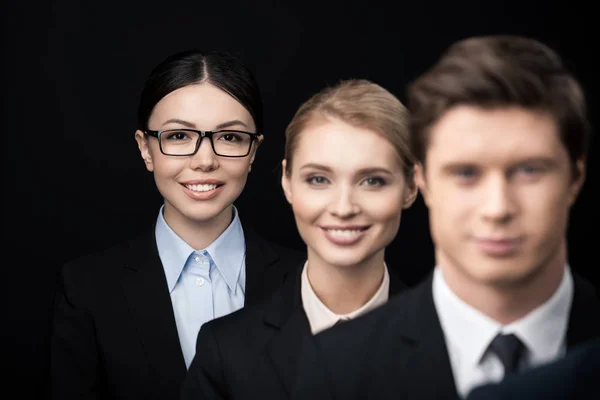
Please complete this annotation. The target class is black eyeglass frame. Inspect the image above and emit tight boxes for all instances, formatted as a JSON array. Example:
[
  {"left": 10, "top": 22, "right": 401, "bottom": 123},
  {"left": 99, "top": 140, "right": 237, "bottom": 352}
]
[{"left": 144, "top": 129, "right": 263, "bottom": 157}]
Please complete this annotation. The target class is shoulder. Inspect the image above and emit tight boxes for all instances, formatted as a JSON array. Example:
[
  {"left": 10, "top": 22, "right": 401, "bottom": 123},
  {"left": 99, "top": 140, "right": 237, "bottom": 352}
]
[
  {"left": 244, "top": 227, "right": 304, "bottom": 257},
  {"left": 315, "top": 279, "right": 426, "bottom": 352},
  {"left": 60, "top": 226, "right": 155, "bottom": 284},
  {"left": 196, "top": 298, "right": 271, "bottom": 356},
  {"left": 210, "top": 298, "right": 269, "bottom": 332}
]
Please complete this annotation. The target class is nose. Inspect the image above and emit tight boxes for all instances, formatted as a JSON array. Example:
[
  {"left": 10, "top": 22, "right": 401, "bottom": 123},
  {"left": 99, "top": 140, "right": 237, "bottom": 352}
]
[
  {"left": 480, "top": 174, "right": 516, "bottom": 224},
  {"left": 189, "top": 136, "right": 219, "bottom": 172},
  {"left": 328, "top": 185, "right": 360, "bottom": 219}
]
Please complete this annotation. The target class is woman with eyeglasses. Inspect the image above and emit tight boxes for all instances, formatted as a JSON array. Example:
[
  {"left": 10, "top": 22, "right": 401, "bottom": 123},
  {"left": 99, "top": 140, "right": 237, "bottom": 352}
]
[
  {"left": 50, "top": 49, "right": 303, "bottom": 400},
  {"left": 181, "top": 79, "right": 417, "bottom": 400}
]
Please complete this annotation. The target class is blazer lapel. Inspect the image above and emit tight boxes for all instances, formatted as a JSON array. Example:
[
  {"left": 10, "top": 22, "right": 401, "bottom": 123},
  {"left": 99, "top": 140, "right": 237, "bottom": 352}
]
[
  {"left": 243, "top": 227, "right": 286, "bottom": 306},
  {"left": 392, "top": 274, "right": 459, "bottom": 399},
  {"left": 264, "top": 265, "right": 310, "bottom": 397},
  {"left": 566, "top": 274, "right": 600, "bottom": 349},
  {"left": 388, "top": 267, "right": 408, "bottom": 296},
  {"left": 120, "top": 228, "right": 187, "bottom": 388}
]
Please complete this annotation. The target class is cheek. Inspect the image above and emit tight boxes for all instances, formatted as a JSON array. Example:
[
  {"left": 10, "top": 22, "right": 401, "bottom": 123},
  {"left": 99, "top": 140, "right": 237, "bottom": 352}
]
[
  {"left": 221, "top": 160, "right": 251, "bottom": 182},
  {"left": 290, "top": 189, "right": 326, "bottom": 224},
  {"left": 431, "top": 182, "right": 473, "bottom": 217},
  {"left": 426, "top": 185, "right": 471, "bottom": 242},
  {"left": 520, "top": 185, "right": 571, "bottom": 239},
  {"left": 151, "top": 155, "right": 187, "bottom": 179},
  {"left": 363, "top": 192, "right": 404, "bottom": 225}
]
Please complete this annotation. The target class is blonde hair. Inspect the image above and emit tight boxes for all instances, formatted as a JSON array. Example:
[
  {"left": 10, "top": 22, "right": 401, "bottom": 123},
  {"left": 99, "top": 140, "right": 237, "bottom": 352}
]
[{"left": 284, "top": 79, "right": 415, "bottom": 180}]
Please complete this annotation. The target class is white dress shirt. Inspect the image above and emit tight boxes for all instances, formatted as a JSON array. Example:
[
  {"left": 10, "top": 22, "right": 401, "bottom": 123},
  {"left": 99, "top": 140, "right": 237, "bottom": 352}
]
[
  {"left": 432, "top": 266, "right": 573, "bottom": 398},
  {"left": 301, "top": 262, "right": 390, "bottom": 335},
  {"left": 155, "top": 205, "right": 246, "bottom": 368}
]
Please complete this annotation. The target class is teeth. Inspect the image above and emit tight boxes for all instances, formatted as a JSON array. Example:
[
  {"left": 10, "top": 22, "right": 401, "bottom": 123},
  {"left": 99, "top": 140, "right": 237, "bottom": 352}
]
[
  {"left": 327, "top": 229, "right": 363, "bottom": 238},
  {"left": 186, "top": 184, "right": 218, "bottom": 192}
]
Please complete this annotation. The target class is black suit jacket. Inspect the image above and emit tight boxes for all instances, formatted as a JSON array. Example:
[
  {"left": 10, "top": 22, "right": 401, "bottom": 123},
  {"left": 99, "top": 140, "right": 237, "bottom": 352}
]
[
  {"left": 50, "top": 224, "right": 304, "bottom": 400},
  {"left": 180, "top": 264, "right": 407, "bottom": 400},
  {"left": 465, "top": 338, "right": 600, "bottom": 400},
  {"left": 292, "top": 272, "right": 600, "bottom": 400}
]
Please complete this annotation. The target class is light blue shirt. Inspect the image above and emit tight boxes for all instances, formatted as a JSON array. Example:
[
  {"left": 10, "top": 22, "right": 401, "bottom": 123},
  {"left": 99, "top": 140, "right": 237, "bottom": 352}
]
[{"left": 155, "top": 205, "right": 246, "bottom": 368}]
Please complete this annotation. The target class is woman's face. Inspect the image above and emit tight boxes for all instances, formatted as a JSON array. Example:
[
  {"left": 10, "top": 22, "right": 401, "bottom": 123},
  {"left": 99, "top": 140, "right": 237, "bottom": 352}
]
[
  {"left": 282, "top": 117, "right": 416, "bottom": 269},
  {"left": 135, "top": 83, "right": 259, "bottom": 228}
]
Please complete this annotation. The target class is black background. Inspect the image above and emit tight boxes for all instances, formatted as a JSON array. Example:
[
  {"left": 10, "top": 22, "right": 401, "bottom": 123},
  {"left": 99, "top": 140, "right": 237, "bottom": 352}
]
[{"left": 3, "top": 0, "right": 597, "bottom": 397}]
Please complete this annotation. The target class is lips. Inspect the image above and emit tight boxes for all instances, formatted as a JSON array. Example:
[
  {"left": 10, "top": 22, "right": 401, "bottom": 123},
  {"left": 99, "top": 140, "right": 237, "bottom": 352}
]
[
  {"left": 181, "top": 179, "right": 224, "bottom": 193},
  {"left": 185, "top": 183, "right": 219, "bottom": 192},
  {"left": 474, "top": 237, "right": 524, "bottom": 257},
  {"left": 320, "top": 225, "right": 370, "bottom": 246},
  {"left": 180, "top": 179, "right": 225, "bottom": 200}
]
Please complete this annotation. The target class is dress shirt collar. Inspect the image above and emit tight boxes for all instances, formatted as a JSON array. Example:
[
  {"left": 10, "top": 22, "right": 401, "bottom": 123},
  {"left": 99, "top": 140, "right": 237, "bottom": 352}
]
[
  {"left": 433, "top": 265, "right": 573, "bottom": 369},
  {"left": 155, "top": 205, "right": 246, "bottom": 293},
  {"left": 301, "top": 261, "right": 390, "bottom": 335}
]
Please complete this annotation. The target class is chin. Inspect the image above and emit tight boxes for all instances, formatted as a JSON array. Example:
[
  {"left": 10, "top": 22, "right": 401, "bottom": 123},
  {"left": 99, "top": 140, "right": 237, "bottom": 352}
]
[
  {"left": 174, "top": 202, "right": 232, "bottom": 223},
  {"left": 315, "top": 248, "right": 373, "bottom": 269},
  {"left": 468, "top": 260, "right": 541, "bottom": 289}
]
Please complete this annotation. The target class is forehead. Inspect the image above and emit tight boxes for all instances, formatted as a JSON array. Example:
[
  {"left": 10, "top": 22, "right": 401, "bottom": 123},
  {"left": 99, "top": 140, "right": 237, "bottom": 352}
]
[
  {"left": 293, "top": 118, "right": 401, "bottom": 171},
  {"left": 426, "top": 106, "right": 567, "bottom": 166},
  {"left": 148, "top": 83, "right": 255, "bottom": 130}
]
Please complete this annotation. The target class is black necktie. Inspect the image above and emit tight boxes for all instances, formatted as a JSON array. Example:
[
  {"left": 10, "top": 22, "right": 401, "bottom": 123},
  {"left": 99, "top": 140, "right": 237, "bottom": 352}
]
[{"left": 488, "top": 333, "right": 525, "bottom": 375}]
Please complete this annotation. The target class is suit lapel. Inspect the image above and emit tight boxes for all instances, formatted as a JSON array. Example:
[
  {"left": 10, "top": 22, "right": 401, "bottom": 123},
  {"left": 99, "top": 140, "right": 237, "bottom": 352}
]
[
  {"left": 243, "top": 227, "right": 286, "bottom": 306},
  {"left": 566, "top": 274, "right": 600, "bottom": 349},
  {"left": 120, "top": 228, "right": 187, "bottom": 388},
  {"left": 392, "top": 274, "right": 459, "bottom": 399},
  {"left": 264, "top": 265, "right": 310, "bottom": 397},
  {"left": 388, "top": 267, "right": 408, "bottom": 296},
  {"left": 264, "top": 264, "right": 408, "bottom": 397}
]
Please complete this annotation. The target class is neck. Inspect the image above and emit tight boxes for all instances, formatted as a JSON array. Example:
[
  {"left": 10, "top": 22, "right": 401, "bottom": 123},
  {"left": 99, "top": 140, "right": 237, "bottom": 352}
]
[
  {"left": 306, "top": 250, "right": 386, "bottom": 314},
  {"left": 439, "top": 242, "right": 567, "bottom": 325},
  {"left": 163, "top": 202, "right": 234, "bottom": 250}
]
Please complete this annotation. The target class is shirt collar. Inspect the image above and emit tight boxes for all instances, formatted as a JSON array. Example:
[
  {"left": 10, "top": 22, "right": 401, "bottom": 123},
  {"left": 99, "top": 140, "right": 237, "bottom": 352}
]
[
  {"left": 433, "top": 267, "right": 501, "bottom": 368},
  {"left": 204, "top": 206, "right": 246, "bottom": 293},
  {"left": 155, "top": 205, "right": 246, "bottom": 293},
  {"left": 433, "top": 265, "right": 573, "bottom": 369},
  {"left": 502, "top": 266, "right": 573, "bottom": 365},
  {"left": 301, "top": 261, "right": 390, "bottom": 335}
]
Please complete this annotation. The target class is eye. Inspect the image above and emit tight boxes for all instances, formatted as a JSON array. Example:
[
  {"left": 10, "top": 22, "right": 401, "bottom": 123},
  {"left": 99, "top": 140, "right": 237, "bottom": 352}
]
[
  {"left": 517, "top": 165, "right": 541, "bottom": 175},
  {"left": 455, "top": 166, "right": 477, "bottom": 178},
  {"left": 361, "top": 177, "right": 386, "bottom": 186},
  {"left": 306, "top": 175, "right": 329, "bottom": 185},
  {"left": 164, "top": 130, "right": 192, "bottom": 141},
  {"left": 217, "top": 132, "right": 242, "bottom": 142}
]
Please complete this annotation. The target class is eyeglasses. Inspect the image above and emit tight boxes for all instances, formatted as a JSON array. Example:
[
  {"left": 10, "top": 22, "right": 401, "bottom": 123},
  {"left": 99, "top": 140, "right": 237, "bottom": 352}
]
[{"left": 144, "top": 129, "right": 262, "bottom": 157}]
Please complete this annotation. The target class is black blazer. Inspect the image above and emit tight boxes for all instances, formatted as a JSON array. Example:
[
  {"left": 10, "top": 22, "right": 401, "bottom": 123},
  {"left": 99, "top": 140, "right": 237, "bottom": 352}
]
[
  {"left": 466, "top": 338, "right": 600, "bottom": 400},
  {"left": 292, "top": 272, "right": 600, "bottom": 400},
  {"left": 50, "top": 224, "right": 304, "bottom": 400},
  {"left": 180, "top": 263, "right": 407, "bottom": 400}
]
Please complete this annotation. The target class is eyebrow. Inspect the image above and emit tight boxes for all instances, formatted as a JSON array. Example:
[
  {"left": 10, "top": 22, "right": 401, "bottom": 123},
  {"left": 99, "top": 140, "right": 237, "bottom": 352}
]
[
  {"left": 299, "top": 163, "right": 393, "bottom": 175},
  {"left": 440, "top": 157, "right": 558, "bottom": 172},
  {"left": 160, "top": 118, "right": 249, "bottom": 130}
]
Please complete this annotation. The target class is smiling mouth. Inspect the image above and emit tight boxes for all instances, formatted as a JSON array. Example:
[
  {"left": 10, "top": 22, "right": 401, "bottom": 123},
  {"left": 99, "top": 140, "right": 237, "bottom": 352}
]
[
  {"left": 320, "top": 226, "right": 371, "bottom": 245},
  {"left": 184, "top": 183, "right": 222, "bottom": 192},
  {"left": 323, "top": 228, "right": 368, "bottom": 238}
]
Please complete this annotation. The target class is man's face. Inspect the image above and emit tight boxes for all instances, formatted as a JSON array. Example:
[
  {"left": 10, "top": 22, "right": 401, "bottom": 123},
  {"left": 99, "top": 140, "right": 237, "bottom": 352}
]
[{"left": 416, "top": 106, "right": 585, "bottom": 288}]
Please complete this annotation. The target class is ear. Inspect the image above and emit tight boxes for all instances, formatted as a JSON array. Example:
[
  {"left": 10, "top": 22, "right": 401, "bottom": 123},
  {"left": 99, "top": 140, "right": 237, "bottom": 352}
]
[
  {"left": 402, "top": 171, "right": 419, "bottom": 209},
  {"left": 280, "top": 159, "right": 293, "bottom": 205},
  {"left": 414, "top": 163, "right": 430, "bottom": 207},
  {"left": 567, "top": 157, "right": 586, "bottom": 206},
  {"left": 135, "top": 130, "right": 154, "bottom": 172},
  {"left": 248, "top": 134, "right": 264, "bottom": 165}
]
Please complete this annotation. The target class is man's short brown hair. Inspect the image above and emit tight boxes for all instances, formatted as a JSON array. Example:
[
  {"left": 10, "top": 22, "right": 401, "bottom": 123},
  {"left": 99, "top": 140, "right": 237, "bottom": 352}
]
[{"left": 407, "top": 35, "right": 590, "bottom": 173}]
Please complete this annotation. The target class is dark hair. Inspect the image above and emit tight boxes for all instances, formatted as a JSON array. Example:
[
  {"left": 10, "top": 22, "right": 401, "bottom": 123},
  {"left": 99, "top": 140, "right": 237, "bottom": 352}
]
[
  {"left": 137, "top": 49, "right": 263, "bottom": 133},
  {"left": 407, "top": 35, "right": 589, "bottom": 174}
]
